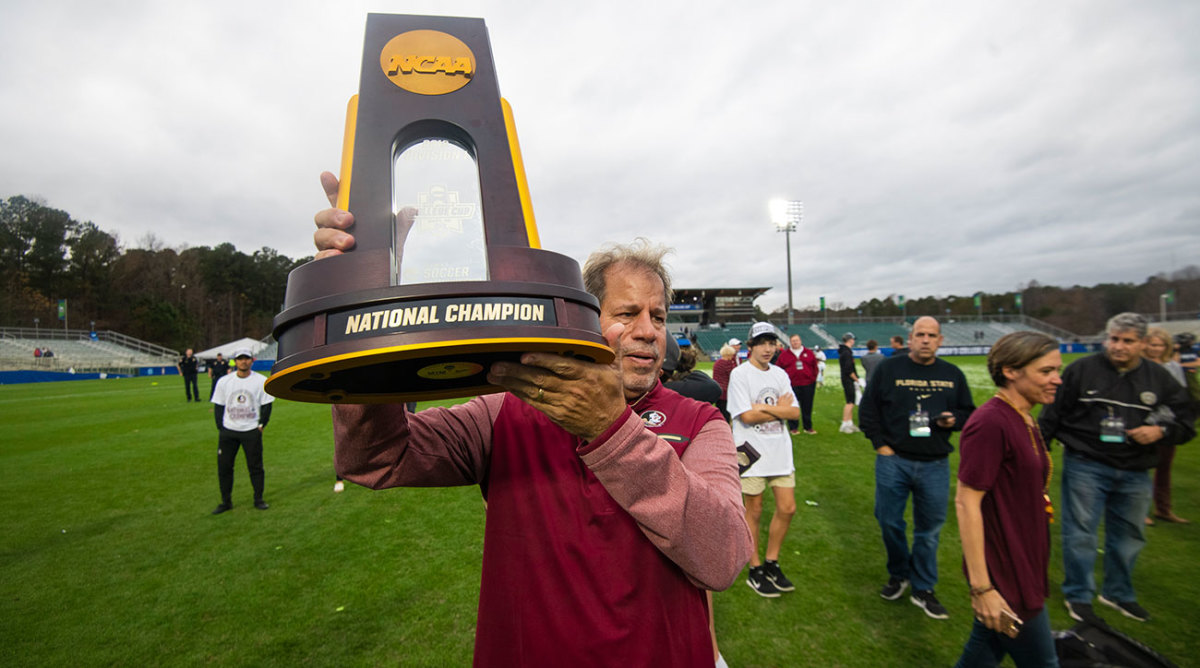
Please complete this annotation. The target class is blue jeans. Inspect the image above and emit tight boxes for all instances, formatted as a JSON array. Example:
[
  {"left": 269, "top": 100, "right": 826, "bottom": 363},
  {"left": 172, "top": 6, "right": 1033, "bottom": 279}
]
[
  {"left": 874, "top": 454, "right": 949, "bottom": 592},
  {"left": 954, "top": 608, "right": 1059, "bottom": 668},
  {"left": 1061, "top": 451, "right": 1152, "bottom": 603}
]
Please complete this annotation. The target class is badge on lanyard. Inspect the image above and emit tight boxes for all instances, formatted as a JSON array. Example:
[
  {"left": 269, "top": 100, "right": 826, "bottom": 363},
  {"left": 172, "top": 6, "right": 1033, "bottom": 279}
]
[{"left": 909, "top": 409, "right": 931, "bottom": 437}]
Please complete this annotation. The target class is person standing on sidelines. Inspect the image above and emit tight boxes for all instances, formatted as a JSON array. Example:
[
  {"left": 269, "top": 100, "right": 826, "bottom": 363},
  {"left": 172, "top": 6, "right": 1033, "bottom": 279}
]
[
  {"left": 712, "top": 342, "right": 740, "bottom": 422},
  {"left": 954, "top": 332, "right": 1062, "bottom": 667},
  {"left": 208, "top": 352, "right": 230, "bottom": 400},
  {"left": 1143, "top": 328, "right": 1189, "bottom": 525},
  {"left": 777, "top": 333, "right": 818, "bottom": 435},
  {"left": 729, "top": 322, "right": 800, "bottom": 597},
  {"left": 210, "top": 349, "right": 274, "bottom": 514},
  {"left": 1039, "top": 313, "right": 1194, "bottom": 624},
  {"left": 861, "top": 339, "right": 886, "bottom": 382},
  {"left": 838, "top": 333, "right": 861, "bottom": 433},
  {"left": 177, "top": 348, "right": 200, "bottom": 402},
  {"left": 859, "top": 316, "right": 976, "bottom": 619}
]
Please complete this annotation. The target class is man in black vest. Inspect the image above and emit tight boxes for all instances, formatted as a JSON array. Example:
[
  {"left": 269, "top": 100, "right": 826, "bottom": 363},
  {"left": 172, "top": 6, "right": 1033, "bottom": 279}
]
[{"left": 177, "top": 348, "right": 199, "bottom": 402}]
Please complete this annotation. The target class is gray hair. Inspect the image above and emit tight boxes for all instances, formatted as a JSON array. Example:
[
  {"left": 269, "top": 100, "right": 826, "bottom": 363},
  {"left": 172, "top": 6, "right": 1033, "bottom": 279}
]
[
  {"left": 582, "top": 238, "right": 674, "bottom": 307},
  {"left": 1106, "top": 312, "right": 1147, "bottom": 339}
]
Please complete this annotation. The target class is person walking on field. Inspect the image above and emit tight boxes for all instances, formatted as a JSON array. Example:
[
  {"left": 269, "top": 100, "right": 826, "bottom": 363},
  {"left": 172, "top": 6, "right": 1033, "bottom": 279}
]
[
  {"left": 210, "top": 349, "right": 274, "bottom": 514},
  {"left": 954, "top": 331, "right": 1063, "bottom": 667},
  {"left": 1039, "top": 313, "right": 1194, "bottom": 625},
  {"left": 859, "top": 316, "right": 976, "bottom": 620}
]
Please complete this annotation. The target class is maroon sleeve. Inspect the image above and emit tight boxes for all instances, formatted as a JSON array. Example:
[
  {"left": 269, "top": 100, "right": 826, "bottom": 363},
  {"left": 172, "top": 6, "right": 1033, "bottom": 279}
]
[
  {"left": 579, "top": 412, "right": 753, "bottom": 591},
  {"left": 958, "top": 403, "right": 1006, "bottom": 491},
  {"left": 332, "top": 395, "right": 502, "bottom": 489}
]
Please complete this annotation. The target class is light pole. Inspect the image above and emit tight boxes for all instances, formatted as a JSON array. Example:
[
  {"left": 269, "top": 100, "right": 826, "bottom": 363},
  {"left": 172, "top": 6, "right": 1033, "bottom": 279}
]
[
  {"left": 769, "top": 199, "right": 802, "bottom": 325},
  {"left": 33, "top": 317, "right": 39, "bottom": 343}
]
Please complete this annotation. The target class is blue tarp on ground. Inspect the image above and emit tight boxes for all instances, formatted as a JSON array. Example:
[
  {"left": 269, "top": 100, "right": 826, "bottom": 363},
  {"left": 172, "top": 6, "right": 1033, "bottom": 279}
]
[
  {"left": 1, "top": 361, "right": 275, "bottom": 385},
  {"left": 0, "top": 370, "right": 131, "bottom": 384}
]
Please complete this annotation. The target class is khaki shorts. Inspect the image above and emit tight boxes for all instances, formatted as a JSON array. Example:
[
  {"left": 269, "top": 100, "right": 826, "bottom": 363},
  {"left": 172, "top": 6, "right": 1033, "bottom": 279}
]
[{"left": 741, "top": 472, "right": 796, "bottom": 496}]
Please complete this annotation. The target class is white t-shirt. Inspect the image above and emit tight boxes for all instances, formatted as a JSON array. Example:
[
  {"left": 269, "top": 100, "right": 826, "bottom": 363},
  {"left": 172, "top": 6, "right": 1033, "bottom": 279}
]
[
  {"left": 727, "top": 362, "right": 797, "bottom": 477},
  {"left": 211, "top": 371, "right": 274, "bottom": 431}
]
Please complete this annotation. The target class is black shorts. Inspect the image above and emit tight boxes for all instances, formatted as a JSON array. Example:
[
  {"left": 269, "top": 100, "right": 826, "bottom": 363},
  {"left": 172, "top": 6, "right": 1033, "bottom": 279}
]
[{"left": 842, "top": 379, "right": 857, "bottom": 403}]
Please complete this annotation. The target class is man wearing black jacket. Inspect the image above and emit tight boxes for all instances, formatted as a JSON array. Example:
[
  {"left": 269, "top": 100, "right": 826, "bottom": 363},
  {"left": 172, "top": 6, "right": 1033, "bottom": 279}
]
[
  {"left": 1040, "top": 313, "right": 1195, "bottom": 625},
  {"left": 860, "top": 316, "right": 976, "bottom": 620}
]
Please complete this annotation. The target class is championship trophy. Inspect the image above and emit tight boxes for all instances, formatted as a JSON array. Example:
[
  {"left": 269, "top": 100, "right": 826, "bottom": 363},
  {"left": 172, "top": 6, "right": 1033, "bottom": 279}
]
[{"left": 266, "top": 14, "right": 613, "bottom": 403}]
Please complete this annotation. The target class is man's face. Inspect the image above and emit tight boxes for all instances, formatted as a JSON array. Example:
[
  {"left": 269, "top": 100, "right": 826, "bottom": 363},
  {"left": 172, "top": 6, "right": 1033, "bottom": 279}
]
[
  {"left": 749, "top": 337, "right": 780, "bottom": 367},
  {"left": 908, "top": 318, "right": 943, "bottom": 364},
  {"left": 597, "top": 265, "right": 667, "bottom": 401},
  {"left": 790, "top": 335, "right": 802, "bottom": 349},
  {"left": 235, "top": 356, "right": 253, "bottom": 373},
  {"left": 186, "top": 349, "right": 193, "bottom": 356},
  {"left": 1105, "top": 329, "right": 1145, "bottom": 370}
]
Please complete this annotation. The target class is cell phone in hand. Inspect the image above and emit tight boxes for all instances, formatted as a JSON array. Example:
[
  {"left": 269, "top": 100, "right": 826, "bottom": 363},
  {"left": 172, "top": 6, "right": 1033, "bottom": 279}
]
[{"left": 1000, "top": 610, "right": 1023, "bottom": 638}]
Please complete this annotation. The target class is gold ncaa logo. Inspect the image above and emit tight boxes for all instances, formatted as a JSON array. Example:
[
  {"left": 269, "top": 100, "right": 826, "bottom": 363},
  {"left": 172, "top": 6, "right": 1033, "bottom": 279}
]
[{"left": 380, "top": 30, "right": 475, "bottom": 95}]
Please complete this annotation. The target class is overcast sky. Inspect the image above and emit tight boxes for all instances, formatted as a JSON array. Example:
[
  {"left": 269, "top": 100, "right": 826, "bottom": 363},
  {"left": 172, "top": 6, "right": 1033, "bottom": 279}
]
[{"left": 2, "top": 0, "right": 1197, "bottom": 313}]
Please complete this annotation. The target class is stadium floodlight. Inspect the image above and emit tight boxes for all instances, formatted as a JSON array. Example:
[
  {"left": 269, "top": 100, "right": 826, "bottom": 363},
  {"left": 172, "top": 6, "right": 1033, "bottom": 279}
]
[{"left": 769, "top": 199, "right": 803, "bottom": 325}]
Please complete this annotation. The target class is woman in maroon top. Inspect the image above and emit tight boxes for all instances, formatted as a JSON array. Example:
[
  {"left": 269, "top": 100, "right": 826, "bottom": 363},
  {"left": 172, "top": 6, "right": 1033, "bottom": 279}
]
[
  {"left": 954, "top": 332, "right": 1063, "bottom": 668},
  {"left": 711, "top": 342, "right": 740, "bottom": 422}
]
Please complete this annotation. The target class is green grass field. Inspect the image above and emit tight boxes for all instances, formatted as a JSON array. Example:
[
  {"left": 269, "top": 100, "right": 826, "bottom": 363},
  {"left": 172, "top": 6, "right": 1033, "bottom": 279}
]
[{"left": 2, "top": 356, "right": 1197, "bottom": 666}]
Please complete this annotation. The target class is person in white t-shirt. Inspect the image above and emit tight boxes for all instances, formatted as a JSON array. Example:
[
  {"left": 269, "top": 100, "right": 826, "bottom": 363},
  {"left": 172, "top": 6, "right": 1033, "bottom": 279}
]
[
  {"left": 210, "top": 348, "right": 275, "bottom": 514},
  {"left": 728, "top": 322, "right": 800, "bottom": 598}
]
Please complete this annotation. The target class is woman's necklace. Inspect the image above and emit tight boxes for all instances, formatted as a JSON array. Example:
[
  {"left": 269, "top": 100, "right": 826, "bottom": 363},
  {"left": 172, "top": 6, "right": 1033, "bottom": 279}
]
[{"left": 993, "top": 391, "right": 1055, "bottom": 523}]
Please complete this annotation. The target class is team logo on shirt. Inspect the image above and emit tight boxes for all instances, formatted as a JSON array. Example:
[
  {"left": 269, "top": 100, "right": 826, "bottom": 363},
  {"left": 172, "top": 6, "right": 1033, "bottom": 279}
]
[
  {"left": 640, "top": 410, "right": 667, "bottom": 427},
  {"left": 1140, "top": 391, "right": 1157, "bottom": 405}
]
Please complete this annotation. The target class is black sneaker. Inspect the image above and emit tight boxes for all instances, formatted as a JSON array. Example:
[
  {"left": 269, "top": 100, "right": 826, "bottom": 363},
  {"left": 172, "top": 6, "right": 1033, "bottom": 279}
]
[
  {"left": 746, "top": 566, "right": 782, "bottom": 598},
  {"left": 880, "top": 577, "right": 909, "bottom": 600},
  {"left": 254, "top": 500, "right": 270, "bottom": 510},
  {"left": 910, "top": 589, "right": 949, "bottom": 619},
  {"left": 211, "top": 503, "right": 232, "bottom": 515},
  {"left": 762, "top": 561, "right": 795, "bottom": 592},
  {"left": 1064, "top": 600, "right": 1106, "bottom": 625},
  {"left": 1098, "top": 595, "right": 1149, "bottom": 622}
]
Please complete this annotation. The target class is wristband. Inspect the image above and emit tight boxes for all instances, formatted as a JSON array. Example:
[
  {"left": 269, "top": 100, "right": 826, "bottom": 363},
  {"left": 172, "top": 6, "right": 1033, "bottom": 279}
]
[{"left": 969, "top": 584, "right": 995, "bottom": 597}]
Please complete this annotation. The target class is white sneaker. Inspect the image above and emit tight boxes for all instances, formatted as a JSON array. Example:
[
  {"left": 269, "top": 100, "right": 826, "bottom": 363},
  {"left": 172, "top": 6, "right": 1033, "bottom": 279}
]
[
  {"left": 333, "top": 480, "right": 345, "bottom": 493},
  {"left": 839, "top": 423, "right": 853, "bottom": 434}
]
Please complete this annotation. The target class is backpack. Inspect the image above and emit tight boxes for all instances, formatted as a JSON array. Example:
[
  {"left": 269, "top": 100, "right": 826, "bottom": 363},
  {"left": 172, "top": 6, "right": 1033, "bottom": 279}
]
[{"left": 1055, "top": 620, "right": 1178, "bottom": 668}]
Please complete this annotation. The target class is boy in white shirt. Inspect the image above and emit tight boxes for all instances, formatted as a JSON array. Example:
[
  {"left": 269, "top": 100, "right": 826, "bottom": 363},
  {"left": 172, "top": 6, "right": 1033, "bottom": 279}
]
[{"left": 728, "top": 322, "right": 800, "bottom": 597}]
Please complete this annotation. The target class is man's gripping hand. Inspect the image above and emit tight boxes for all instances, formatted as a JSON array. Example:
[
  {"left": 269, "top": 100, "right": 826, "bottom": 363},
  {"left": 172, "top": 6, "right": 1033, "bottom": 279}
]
[{"left": 487, "top": 324, "right": 628, "bottom": 441}]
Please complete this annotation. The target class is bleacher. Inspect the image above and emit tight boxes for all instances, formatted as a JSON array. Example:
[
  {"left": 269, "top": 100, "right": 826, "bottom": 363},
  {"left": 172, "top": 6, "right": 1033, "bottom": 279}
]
[
  {"left": 830, "top": 323, "right": 908, "bottom": 347},
  {"left": 689, "top": 316, "right": 1076, "bottom": 356},
  {"left": 0, "top": 327, "right": 177, "bottom": 372}
]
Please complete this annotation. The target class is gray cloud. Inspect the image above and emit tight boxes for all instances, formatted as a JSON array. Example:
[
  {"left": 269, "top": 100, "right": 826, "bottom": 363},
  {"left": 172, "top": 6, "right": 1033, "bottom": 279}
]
[{"left": 1, "top": 0, "right": 1197, "bottom": 314}]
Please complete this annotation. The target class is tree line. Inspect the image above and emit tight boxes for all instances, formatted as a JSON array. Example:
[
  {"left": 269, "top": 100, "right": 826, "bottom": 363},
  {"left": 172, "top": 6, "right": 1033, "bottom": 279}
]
[
  {"left": 768, "top": 270, "right": 1200, "bottom": 336},
  {"left": 0, "top": 195, "right": 308, "bottom": 351},
  {"left": 4, "top": 194, "right": 1196, "bottom": 350}
]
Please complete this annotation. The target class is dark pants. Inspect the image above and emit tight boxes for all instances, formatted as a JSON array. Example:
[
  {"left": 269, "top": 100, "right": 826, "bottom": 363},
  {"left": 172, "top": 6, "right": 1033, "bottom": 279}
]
[
  {"left": 787, "top": 383, "right": 816, "bottom": 431},
  {"left": 217, "top": 428, "right": 265, "bottom": 503},
  {"left": 1153, "top": 443, "right": 1177, "bottom": 516},
  {"left": 954, "top": 609, "right": 1058, "bottom": 667},
  {"left": 183, "top": 374, "right": 199, "bottom": 401}
]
